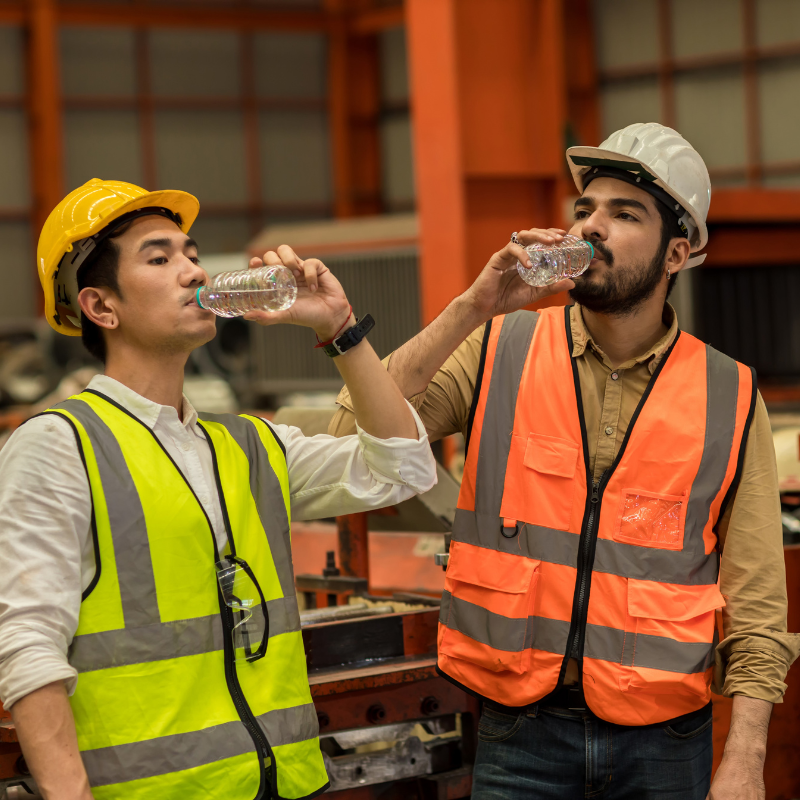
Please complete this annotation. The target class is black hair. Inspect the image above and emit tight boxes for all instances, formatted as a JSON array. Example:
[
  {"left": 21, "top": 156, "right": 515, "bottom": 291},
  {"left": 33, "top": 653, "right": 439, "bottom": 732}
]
[
  {"left": 76, "top": 222, "right": 133, "bottom": 363},
  {"left": 655, "top": 201, "right": 686, "bottom": 300}
]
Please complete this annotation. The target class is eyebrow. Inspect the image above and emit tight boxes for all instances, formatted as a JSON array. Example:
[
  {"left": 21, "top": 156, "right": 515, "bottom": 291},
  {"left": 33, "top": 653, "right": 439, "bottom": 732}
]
[
  {"left": 139, "top": 236, "right": 199, "bottom": 252},
  {"left": 575, "top": 196, "right": 651, "bottom": 214}
]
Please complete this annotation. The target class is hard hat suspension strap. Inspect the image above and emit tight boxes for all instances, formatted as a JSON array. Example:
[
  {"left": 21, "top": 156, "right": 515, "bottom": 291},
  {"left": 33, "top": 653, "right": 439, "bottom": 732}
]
[
  {"left": 579, "top": 164, "right": 689, "bottom": 237},
  {"left": 58, "top": 206, "right": 185, "bottom": 278}
]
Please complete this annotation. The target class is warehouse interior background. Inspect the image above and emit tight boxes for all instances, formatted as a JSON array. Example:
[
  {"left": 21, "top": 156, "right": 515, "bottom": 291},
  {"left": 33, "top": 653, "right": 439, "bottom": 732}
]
[
  {"left": 0, "top": 1, "right": 799, "bottom": 797},
  {"left": 0, "top": 0, "right": 799, "bottom": 407}
]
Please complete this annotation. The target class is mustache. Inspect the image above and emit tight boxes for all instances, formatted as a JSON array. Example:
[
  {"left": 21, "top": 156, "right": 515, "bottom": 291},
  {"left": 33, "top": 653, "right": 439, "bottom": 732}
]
[{"left": 588, "top": 238, "right": 614, "bottom": 267}]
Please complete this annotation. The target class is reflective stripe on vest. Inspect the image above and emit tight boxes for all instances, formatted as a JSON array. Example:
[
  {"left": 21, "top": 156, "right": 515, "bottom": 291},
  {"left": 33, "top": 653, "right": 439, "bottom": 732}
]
[
  {"left": 438, "top": 307, "right": 755, "bottom": 725},
  {"left": 45, "top": 391, "right": 328, "bottom": 800}
]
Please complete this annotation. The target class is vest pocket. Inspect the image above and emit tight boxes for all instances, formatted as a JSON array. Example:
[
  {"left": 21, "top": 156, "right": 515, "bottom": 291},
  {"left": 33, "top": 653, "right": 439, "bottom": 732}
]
[
  {"left": 619, "top": 580, "right": 724, "bottom": 696},
  {"left": 501, "top": 433, "right": 580, "bottom": 531},
  {"left": 613, "top": 489, "right": 687, "bottom": 551},
  {"left": 440, "top": 543, "right": 540, "bottom": 674}
]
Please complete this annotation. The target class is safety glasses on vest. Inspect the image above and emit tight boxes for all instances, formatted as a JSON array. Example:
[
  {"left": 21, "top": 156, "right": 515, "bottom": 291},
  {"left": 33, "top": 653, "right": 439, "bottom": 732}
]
[{"left": 216, "top": 556, "right": 269, "bottom": 662}]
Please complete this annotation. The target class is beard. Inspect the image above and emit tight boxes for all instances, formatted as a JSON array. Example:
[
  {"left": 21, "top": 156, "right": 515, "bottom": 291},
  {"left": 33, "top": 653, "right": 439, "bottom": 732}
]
[{"left": 568, "top": 238, "right": 666, "bottom": 317}]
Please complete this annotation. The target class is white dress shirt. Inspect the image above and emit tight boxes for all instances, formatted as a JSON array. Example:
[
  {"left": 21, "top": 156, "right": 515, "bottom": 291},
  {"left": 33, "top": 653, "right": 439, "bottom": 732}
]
[{"left": 0, "top": 375, "right": 436, "bottom": 708}]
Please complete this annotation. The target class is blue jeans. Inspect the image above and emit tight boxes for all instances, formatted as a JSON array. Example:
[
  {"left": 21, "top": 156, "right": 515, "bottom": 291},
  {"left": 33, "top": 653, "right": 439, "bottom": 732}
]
[{"left": 471, "top": 702, "right": 713, "bottom": 799}]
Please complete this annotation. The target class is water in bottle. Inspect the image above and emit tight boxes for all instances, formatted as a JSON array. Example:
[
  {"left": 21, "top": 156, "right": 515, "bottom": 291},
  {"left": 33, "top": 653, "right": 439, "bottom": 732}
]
[
  {"left": 196, "top": 265, "right": 297, "bottom": 318},
  {"left": 516, "top": 234, "right": 595, "bottom": 287}
]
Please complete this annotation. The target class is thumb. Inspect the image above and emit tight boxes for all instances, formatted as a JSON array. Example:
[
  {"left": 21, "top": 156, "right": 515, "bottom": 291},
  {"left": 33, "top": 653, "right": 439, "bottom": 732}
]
[
  {"left": 243, "top": 307, "right": 294, "bottom": 327},
  {"left": 542, "top": 278, "right": 574, "bottom": 296}
]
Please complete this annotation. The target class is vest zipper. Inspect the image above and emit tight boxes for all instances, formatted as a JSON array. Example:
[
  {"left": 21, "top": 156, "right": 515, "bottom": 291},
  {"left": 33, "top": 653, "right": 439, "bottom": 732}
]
[
  {"left": 554, "top": 309, "right": 684, "bottom": 695},
  {"left": 569, "top": 473, "right": 605, "bottom": 660}
]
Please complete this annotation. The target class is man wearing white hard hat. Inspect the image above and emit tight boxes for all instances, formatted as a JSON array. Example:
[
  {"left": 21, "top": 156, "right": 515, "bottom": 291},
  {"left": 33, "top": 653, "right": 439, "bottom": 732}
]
[{"left": 331, "top": 123, "right": 799, "bottom": 798}]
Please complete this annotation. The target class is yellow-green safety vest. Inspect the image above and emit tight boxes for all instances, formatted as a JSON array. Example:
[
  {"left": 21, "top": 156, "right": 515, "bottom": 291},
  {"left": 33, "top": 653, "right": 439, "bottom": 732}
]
[{"left": 43, "top": 389, "right": 329, "bottom": 800}]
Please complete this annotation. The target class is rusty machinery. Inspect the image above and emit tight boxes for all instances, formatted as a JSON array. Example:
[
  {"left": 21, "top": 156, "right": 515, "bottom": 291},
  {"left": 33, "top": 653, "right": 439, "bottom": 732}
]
[{"left": 290, "top": 429, "right": 475, "bottom": 798}]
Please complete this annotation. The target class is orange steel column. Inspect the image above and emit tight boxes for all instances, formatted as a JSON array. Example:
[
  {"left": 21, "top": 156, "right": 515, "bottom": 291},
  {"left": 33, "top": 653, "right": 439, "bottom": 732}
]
[
  {"left": 336, "top": 513, "right": 370, "bottom": 585},
  {"left": 567, "top": 0, "right": 601, "bottom": 150},
  {"left": 405, "top": 0, "right": 467, "bottom": 325},
  {"left": 327, "top": 5, "right": 355, "bottom": 218},
  {"left": 28, "top": 0, "right": 63, "bottom": 244},
  {"left": 327, "top": 0, "right": 382, "bottom": 219},
  {"left": 407, "top": 0, "right": 573, "bottom": 324}
]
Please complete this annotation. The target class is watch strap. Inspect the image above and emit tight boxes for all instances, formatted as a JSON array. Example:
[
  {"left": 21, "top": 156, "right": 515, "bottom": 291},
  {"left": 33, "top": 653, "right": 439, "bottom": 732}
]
[{"left": 322, "top": 314, "right": 375, "bottom": 357}]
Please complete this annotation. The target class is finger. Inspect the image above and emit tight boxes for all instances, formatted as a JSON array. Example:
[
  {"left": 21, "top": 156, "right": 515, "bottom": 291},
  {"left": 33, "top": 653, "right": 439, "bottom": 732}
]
[
  {"left": 540, "top": 278, "right": 575, "bottom": 296},
  {"left": 262, "top": 250, "right": 282, "bottom": 266},
  {"left": 515, "top": 228, "right": 559, "bottom": 246},
  {"left": 243, "top": 307, "right": 292, "bottom": 327},
  {"left": 276, "top": 244, "right": 302, "bottom": 271},
  {"left": 300, "top": 258, "right": 323, "bottom": 292},
  {"left": 249, "top": 256, "right": 263, "bottom": 270},
  {"left": 502, "top": 242, "right": 532, "bottom": 267}
]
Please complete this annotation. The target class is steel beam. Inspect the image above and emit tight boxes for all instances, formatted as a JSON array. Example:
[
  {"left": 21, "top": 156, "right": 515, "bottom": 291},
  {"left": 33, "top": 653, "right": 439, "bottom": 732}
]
[
  {"left": 407, "top": 0, "right": 571, "bottom": 324},
  {"left": 58, "top": 3, "right": 328, "bottom": 30},
  {"left": 405, "top": 0, "right": 468, "bottom": 324},
  {"left": 28, "top": 0, "right": 64, "bottom": 312}
]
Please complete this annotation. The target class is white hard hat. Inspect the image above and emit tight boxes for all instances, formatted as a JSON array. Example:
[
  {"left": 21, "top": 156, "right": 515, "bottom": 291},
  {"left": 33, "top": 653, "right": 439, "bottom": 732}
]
[{"left": 566, "top": 122, "right": 711, "bottom": 268}]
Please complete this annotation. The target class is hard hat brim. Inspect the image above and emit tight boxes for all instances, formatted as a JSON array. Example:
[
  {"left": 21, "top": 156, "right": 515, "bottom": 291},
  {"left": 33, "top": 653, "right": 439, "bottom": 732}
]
[
  {"left": 565, "top": 145, "right": 709, "bottom": 257},
  {"left": 43, "top": 189, "right": 200, "bottom": 336}
]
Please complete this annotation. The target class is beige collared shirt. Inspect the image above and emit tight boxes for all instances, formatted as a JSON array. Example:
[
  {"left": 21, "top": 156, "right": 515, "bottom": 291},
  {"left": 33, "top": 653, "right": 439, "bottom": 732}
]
[{"left": 331, "top": 304, "right": 800, "bottom": 704}]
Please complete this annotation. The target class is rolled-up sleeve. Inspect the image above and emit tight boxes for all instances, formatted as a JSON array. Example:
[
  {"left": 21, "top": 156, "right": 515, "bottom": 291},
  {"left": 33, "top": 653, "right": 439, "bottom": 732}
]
[
  {"left": 715, "top": 393, "right": 800, "bottom": 702},
  {"left": 276, "top": 402, "right": 437, "bottom": 522},
  {"left": 0, "top": 416, "right": 94, "bottom": 708}
]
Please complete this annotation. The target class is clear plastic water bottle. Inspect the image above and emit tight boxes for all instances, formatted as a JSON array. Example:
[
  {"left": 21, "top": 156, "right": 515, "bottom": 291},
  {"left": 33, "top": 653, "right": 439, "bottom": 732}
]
[
  {"left": 196, "top": 265, "right": 297, "bottom": 318},
  {"left": 516, "top": 234, "right": 595, "bottom": 287}
]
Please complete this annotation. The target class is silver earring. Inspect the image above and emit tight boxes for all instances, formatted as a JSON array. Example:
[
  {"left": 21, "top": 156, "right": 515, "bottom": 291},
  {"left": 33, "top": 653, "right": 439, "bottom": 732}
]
[{"left": 666, "top": 267, "right": 671, "bottom": 280}]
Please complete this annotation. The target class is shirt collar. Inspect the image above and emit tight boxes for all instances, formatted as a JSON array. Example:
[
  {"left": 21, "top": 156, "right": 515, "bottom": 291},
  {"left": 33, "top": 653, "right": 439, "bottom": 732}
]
[
  {"left": 86, "top": 374, "right": 199, "bottom": 430},
  {"left": 569, "top": 302, "right": 679, "bottom": 374}
]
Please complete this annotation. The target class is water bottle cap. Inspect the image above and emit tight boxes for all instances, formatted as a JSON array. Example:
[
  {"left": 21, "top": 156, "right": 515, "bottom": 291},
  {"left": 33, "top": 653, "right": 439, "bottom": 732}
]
[
  {"left": 196, "top": 287, "right": 206, "bottom": 310},
  {"left": 585, "top": 240, "right": 595, "bottom": 259}
]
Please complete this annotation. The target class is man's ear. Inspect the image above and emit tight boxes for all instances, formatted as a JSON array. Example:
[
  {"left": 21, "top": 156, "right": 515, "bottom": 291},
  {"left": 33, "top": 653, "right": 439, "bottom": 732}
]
[
  {"left": 666, "top": 238, "right": 692, "bottom": 275},
  {"left": 77, "top": 286, "right": 120, "bottom": 330}
]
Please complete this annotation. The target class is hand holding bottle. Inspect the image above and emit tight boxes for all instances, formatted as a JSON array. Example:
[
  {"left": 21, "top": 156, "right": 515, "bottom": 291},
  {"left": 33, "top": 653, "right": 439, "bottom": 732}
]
[
  {"left": 462, "top": 227, "right": 577, "bottom": 323},
  {"left": 242, "top": 245, "right": 353, "bottom": 341}
]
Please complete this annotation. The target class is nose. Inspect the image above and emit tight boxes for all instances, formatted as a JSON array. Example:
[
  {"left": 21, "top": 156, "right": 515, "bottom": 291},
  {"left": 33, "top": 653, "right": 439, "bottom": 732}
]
[
  {"left": 180, "top": 255, "right": 207, "bottom": 288},
  {"left": 579, "top": 209, "right": 608, "bottom": 245}
]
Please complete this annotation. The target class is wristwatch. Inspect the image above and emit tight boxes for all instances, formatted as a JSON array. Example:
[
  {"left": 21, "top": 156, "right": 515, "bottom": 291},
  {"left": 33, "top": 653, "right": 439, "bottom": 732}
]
[{"left": 321, "top": 314, "right": 375, "bottom": 357}]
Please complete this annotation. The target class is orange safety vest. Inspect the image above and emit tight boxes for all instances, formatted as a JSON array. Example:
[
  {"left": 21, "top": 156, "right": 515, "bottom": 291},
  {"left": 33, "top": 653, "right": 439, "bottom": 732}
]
[{"left": 438, "top": 306, "right": 756, "bottom": 726}]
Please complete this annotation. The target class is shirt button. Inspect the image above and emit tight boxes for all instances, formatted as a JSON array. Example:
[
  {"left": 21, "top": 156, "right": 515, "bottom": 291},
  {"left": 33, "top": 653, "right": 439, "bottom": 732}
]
[
  {"left": 611, "top": 372, "right": 619, "bottom": 381},
  {"left": 182, "top": 442, "right": 192, "bottom": 452},
  {"left": 605, "top": 426, "right": 614, "bottom": 436}
]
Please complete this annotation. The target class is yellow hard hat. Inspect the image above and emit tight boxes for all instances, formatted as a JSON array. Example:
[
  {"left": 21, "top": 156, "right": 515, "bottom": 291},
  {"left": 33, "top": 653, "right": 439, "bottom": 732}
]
[{"left": 38, "top": 178, "right": 200, "bottom": 336}]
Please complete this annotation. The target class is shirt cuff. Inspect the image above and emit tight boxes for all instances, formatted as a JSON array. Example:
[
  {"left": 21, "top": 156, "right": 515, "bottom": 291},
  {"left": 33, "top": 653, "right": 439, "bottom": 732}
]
[
  {"left": 0, "top": 642, "right": 78, "bottom": 709},
  {"left": 714, "top": 630, "right": 800, "bottom": 704},
  {"left": 354, "top": 401, "right": 437, "bottom": 494}
]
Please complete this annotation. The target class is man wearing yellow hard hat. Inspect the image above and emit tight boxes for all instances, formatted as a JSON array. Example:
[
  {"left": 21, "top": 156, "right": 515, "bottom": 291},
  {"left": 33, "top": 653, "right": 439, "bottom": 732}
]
[{"left": 0, "top": 179, "right": 438, "bottom": 799}]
